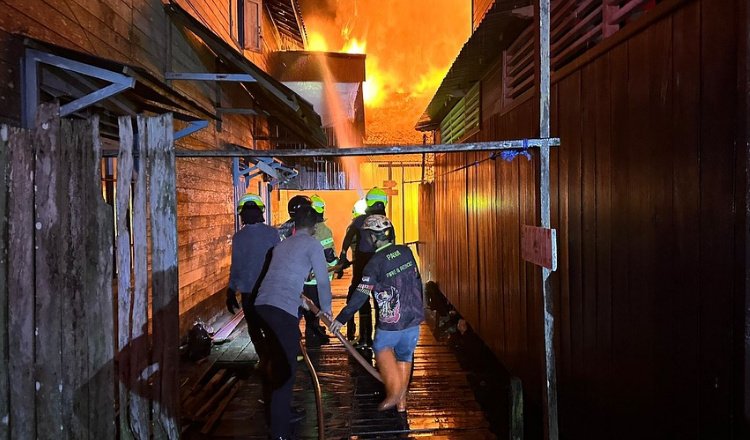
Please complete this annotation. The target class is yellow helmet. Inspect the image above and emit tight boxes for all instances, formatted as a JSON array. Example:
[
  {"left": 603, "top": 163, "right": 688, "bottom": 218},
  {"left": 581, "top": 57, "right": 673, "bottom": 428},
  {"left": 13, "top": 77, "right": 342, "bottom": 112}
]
[
  {"left": 311, "top": 194, "right": 325, "bottom": 214},
  {"left": 237, "top": 193, "right": 265, "bottom": 213},
  {"left": 365, "top": 187, "right": 387, "bottom": 207}
]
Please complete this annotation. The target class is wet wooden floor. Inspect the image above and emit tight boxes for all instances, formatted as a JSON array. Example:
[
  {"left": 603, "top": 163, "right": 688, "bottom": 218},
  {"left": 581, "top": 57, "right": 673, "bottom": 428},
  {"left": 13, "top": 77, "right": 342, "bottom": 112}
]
[{"left": 182, "top": 276, "right": 496, "bottom": 439}]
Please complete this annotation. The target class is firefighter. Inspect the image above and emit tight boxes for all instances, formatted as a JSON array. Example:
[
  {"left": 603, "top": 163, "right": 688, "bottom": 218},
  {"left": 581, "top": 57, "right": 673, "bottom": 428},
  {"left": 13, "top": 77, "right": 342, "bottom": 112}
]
[
  {"left": 255, "top": 205, "right": 333, "bottom": 438},
  {"left": 226, "top": 194, "right": 280, "bottom": 362},
  {"left": 301, "top": 194, "right": 338, "bottom": 346},
  {"left": 330, "top": 215, "right": 423, "bottom": 411},
  {"left": 277, "top": 195, "right": 312, "bottom": 240},
  {"left": 338, "top": 187, "right": 395, "bottom": 347}
]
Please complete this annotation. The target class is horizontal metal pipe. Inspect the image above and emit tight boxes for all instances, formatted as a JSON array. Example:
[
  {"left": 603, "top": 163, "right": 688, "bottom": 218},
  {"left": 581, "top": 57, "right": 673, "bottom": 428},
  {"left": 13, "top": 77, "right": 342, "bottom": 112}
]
[{"left": 100, "top": 138, "right": 560, "bottom": 158}]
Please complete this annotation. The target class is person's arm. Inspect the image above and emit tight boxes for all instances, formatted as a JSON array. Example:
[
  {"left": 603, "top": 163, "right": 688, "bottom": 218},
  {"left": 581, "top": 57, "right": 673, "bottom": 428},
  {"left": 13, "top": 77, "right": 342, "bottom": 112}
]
[
  {"left": 277, "top": 219, "right": 294, "bottom": 240},
  {"left": 334, "top": 264, "right": 378, "bottom": 324},
  {"left": 318, "top": 224, "right": 338, "bottom": 265},
  {"left": 310, "top": 241, "right": 332, "bottom": 314},
  {"left": 339, "top": 220, "right": 358, "bottom": 260},
  {"left": 335, "top": 290, "right": 369, "bottom": 324}
]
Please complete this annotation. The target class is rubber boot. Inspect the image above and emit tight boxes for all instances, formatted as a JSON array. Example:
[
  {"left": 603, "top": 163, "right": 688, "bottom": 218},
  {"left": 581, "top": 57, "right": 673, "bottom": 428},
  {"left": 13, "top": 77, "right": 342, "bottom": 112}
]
[
  {"left": 375, "top": 349, "right": 402, "bottom": 411},
  {"left": 396, "top": 361, "right": 412, "bottom": 412}
]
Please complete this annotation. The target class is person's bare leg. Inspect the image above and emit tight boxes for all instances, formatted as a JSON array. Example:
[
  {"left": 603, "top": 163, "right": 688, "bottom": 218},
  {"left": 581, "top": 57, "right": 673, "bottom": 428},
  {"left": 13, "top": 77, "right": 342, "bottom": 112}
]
[
  {"left": 375, "top": 349, "right": 402, "bottom": 410},
  {"left": 396, "top": 361, "right": 411, "bottom": 412}
]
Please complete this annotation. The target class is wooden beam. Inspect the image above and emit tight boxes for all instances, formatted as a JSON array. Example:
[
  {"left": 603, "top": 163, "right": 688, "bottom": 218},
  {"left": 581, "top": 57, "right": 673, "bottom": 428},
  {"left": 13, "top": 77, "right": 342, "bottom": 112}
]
[
  {"left": 85, "top": 116, "right": 116, "bottom": 438},
  {"left": 116, "top": 117, "right": 135, "bottom": 440},
  {"left": 130, "top": 116, "right": 150, "bottom": 439},
  {"left": 147, "top": 114, "right": 180, "bottom": 439},
  {"left": 33, "top": 104, "right": 63, "bottom": 439},
  {"left": 7, "top": 124, "right": 35, "bottom": 439}
]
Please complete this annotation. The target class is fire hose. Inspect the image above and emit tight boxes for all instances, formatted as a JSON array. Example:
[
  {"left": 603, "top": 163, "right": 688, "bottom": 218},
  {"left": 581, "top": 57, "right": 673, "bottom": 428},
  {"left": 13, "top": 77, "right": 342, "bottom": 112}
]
[
  {"left": 299, "top": 340, "right": 325, "bottom": 440},
  {"left": 300, "top": 295, "right": 383, "bottom": 383},
  {"left": 299, "top": 295, "right": 382, "bottom": 440}
]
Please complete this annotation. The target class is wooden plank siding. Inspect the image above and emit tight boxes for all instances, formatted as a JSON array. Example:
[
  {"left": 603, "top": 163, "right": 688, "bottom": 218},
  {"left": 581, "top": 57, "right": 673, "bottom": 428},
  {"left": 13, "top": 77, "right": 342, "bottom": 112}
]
[
  {"left": 421, "top": 0, "right": 746, "bottom": 437},
  {"left": 0, "top": 0, "right": 304, "bottom": 339}
]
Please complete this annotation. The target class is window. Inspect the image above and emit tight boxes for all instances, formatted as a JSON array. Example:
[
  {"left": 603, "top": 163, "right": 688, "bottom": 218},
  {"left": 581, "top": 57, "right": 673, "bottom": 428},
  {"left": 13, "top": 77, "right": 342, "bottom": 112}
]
[{"left": 231, "top": 0, "right": 262, "bottom": 52}]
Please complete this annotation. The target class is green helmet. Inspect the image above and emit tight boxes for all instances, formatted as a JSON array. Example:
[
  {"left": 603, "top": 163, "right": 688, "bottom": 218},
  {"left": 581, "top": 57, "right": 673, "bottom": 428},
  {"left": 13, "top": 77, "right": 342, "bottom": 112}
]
[
  {"left": 311, "top": 194, "right": 325, "bottom": 214},
  {"left": 237, "top": 193, "right": 265, "bottom": 213},
  {"left": 365, "top": 187, "right": 388, "bottom": 207}
]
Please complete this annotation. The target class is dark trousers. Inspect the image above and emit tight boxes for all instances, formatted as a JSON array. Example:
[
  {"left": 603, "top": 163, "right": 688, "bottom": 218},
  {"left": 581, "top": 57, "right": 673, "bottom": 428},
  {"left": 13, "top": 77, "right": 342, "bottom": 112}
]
[
  {"left": 346, "top": 251, "right": 375, "bottom": 343},
  {"left": 241, "top": 292, "right": 267, "bottom": 361},
  {"left": 301, "top": 283, "right": 324, "bottom": 337},
  {"left": 255, "top": 305, "right": 300, "bottom": 438}
]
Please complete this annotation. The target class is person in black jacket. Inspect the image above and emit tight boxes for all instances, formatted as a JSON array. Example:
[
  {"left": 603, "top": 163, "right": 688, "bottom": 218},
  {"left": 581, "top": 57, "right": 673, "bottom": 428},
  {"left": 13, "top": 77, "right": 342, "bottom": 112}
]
[
  {"left": 338, "top": 188, "right": 395, "bottom": 347},
  {"left": 331, "top": 215, "right": 423, "bottom": 412}
]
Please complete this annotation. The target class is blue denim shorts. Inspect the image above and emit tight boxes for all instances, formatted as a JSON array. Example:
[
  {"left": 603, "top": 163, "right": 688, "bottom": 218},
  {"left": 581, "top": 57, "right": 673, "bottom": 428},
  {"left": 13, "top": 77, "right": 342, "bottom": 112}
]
[{"left": 372, "top": 326, "right": 420, "bottom": 362}]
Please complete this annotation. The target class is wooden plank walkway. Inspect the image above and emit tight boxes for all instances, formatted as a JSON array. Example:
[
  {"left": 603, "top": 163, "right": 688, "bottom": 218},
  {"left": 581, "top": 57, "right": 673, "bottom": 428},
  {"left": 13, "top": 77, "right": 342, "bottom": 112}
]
[{"left": 182, "top": 276, "right": 496, "bottom": 439}]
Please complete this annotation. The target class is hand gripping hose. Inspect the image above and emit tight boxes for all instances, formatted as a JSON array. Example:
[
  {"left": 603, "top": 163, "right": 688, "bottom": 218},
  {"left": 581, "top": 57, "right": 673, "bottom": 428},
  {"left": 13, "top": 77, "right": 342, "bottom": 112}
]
[{"left": 301, "top": 296, "right": 383, "bottom": 383}]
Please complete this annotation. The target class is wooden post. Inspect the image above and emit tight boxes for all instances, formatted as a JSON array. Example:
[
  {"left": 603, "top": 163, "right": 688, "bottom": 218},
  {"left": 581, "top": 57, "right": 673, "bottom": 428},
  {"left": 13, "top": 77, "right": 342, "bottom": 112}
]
[
  {"left": 116, "top": 117, "right": 135, "bottom": 440},
  {"left": 130, "top": 116, "right": 150, "bottom": 439},
  {"left": 7, "top": 123, "right": 35, "bottom": 440},
  {"left": 91, "top": 117, "right": 116, "bottom": 438},
  {"left": 74, "top": 115, "right": 116, "bottom": 438},
  {"left": 60, "top": 116, "right": 85, "bottom": 438},
  {"left": 147, "top": 114, "right": 179, "bottom": 439},
  {"left": 510, "top": 376, "right": 524, "bottom": 440},
  {"left": 33, "top": 104, "right": 64, "bottom": 439},
  {"left": 0, "top": 124, "right": 9, "bottom": 439}
]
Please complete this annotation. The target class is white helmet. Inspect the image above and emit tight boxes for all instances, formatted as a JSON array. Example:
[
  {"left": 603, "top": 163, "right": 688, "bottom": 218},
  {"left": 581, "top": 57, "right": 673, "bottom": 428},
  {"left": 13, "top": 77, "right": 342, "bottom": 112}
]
[{"left": 363, "top": 214, "right": 392, "bottom": 232}]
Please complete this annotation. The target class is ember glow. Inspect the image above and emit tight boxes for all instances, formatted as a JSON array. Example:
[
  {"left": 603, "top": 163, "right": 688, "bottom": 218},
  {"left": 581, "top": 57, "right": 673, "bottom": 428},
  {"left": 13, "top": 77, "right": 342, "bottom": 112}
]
[{"left": 301, "top": 0, "right": 471, "bottom": 143}]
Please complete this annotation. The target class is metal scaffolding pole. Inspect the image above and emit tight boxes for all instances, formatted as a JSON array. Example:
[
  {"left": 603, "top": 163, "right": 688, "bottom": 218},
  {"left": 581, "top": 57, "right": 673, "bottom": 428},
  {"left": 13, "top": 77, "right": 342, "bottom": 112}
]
[
  {"left": 101, "top": 138, "right": 560, "bottom": 158},
  {"left": 538, "top": 0, "right": 559, "bottom": 438}
]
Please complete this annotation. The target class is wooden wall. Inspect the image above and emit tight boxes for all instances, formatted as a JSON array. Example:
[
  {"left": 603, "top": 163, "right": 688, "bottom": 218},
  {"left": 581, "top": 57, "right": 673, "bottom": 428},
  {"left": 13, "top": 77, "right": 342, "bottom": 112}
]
[
  {"left": 0, "top": 0, "right": 295, "bottom": 333},
  {"left": 420, "top": 0, "right": 747, "bottom": 437}
]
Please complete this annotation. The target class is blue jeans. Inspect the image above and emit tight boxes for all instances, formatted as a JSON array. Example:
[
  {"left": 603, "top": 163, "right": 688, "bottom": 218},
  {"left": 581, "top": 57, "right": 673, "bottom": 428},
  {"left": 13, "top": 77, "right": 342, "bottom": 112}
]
[{"left": 372, "top": 326, "right": 420, "bottom": 362}]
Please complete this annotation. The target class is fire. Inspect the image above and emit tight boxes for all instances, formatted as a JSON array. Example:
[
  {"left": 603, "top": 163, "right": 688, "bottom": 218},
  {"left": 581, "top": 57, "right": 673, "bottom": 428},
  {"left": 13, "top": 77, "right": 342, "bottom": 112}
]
[
  {"left": 342, "top": 38, "right": 366, "bottom": 54},
  {"left": 412, "top": 66, "right": 450, "bottom": 98},
  {"left": 307, "top": 31, "right": 329, "bottom": 52},
  {"left": 300, "top": 0, "right": 471, "bottom": 143}
]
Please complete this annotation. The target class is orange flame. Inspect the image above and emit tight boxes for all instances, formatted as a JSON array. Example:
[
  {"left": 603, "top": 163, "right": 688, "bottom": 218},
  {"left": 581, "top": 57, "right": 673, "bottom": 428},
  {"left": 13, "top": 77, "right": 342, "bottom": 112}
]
[
  {"left": 307, "top": 31, "right": 329, "bottom": 52},
  {"left": 342, "top": 37, "right": 366, "bottom": 54},
  {"left": 301, "top": 0, "right": 471, "bottom": 143}
]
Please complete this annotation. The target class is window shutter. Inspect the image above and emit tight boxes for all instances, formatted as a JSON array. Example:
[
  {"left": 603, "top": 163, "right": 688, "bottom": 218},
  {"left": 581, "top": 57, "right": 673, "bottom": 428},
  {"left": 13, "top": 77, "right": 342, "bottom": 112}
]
[
  {"left": 440, "top": 82, "right": 481, "bottom": 144},
  {"left": 244, "top": 0, "right": 261, "bottom": 51}
]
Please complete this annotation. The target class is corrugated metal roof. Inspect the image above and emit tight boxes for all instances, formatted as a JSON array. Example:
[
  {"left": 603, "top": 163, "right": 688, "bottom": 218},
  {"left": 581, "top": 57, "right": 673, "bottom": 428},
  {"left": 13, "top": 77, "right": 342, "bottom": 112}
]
[{"left": 415, "top": 1, "right": 531, "bottom": 131}]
